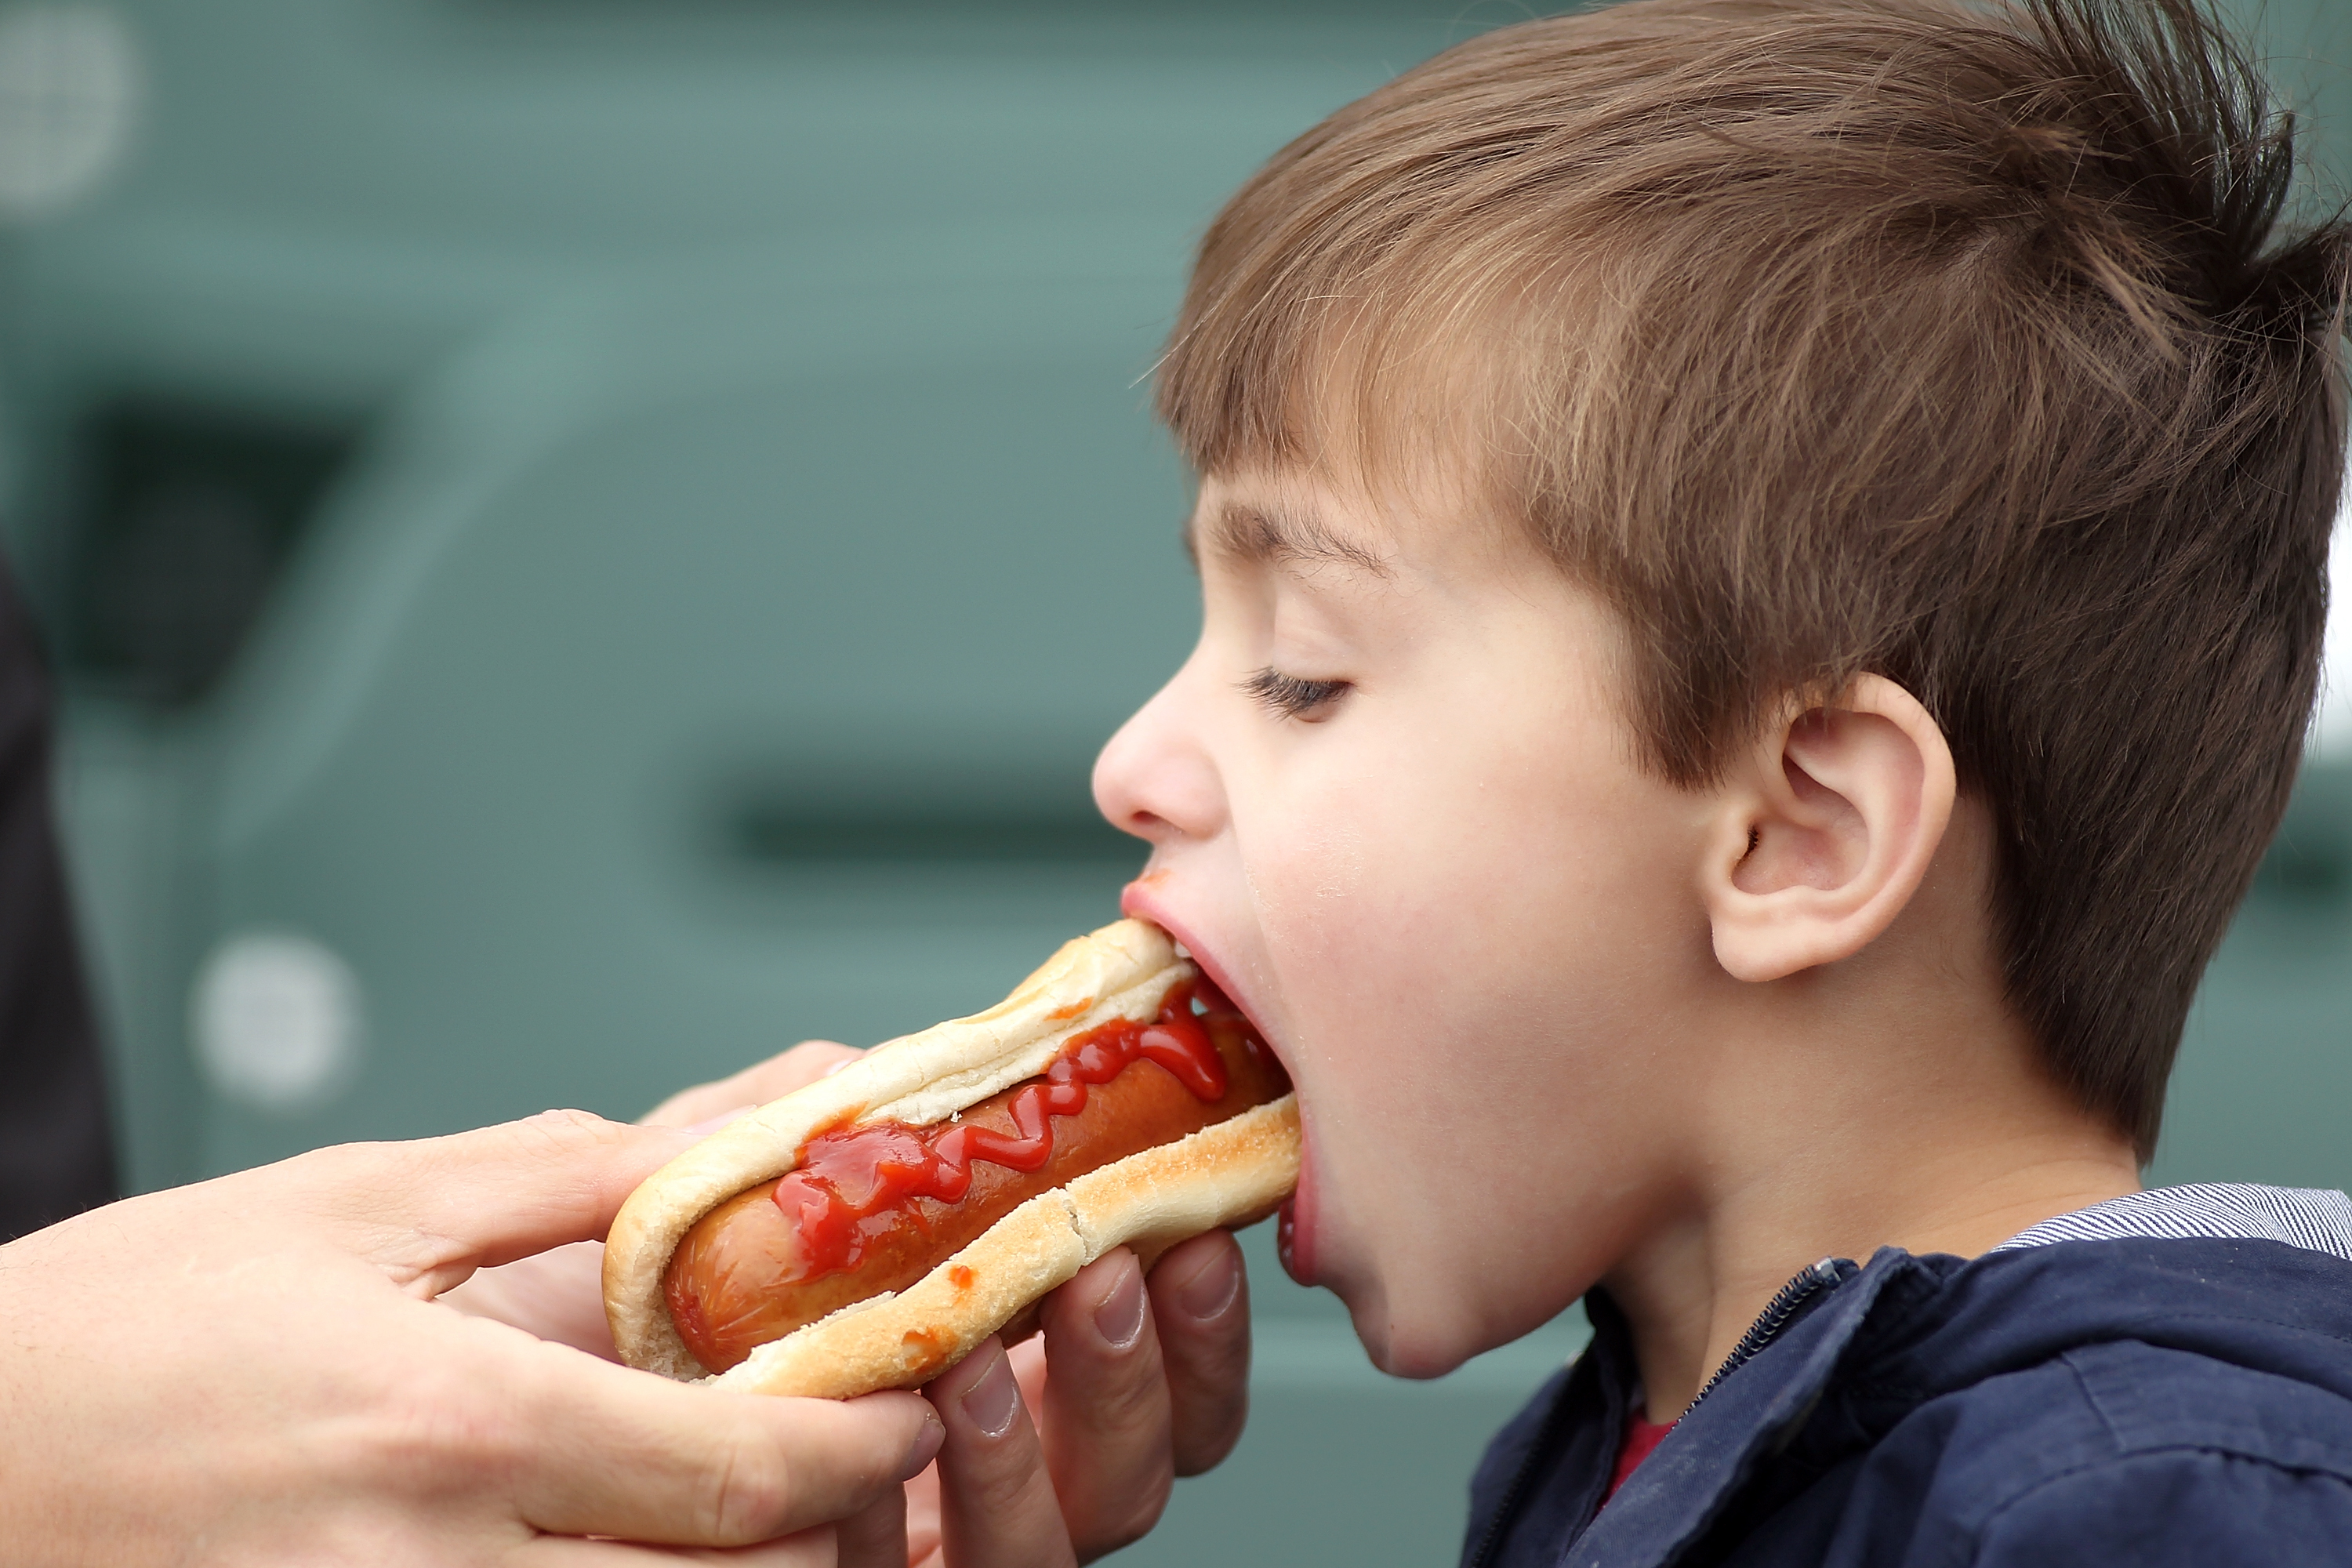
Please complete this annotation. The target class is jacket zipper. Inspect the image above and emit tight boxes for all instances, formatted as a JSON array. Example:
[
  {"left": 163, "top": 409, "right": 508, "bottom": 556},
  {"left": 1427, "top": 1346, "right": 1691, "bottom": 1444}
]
[
  {"left": 1465, "top": 1258, "right": 1845, "bottom": 1568},
  {"left": 1464, "top": 1356, "right": 1584, "bottom": 1568},
  {"left": 1684, "top": 1257, "right": 1843, "bottom": 1413}
]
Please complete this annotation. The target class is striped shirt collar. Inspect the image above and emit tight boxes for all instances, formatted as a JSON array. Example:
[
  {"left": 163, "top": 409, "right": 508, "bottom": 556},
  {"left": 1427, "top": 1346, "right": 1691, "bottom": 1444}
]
[{"left": 1992, "top": 1181, "right": 2352, "bottom": 1262}]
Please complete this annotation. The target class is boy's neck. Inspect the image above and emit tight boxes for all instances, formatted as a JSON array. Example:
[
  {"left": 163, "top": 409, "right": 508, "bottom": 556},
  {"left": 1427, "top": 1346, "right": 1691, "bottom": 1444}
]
[
  {"left": 1603, "top": 827, "right": 2143, "bottom": 1421},
  {"left": 1605, "top": 1125, "right": 2139, "bottom": 1422}
]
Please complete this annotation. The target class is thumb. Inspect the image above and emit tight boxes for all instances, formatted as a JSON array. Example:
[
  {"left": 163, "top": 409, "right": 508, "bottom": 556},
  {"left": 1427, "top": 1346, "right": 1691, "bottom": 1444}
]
[{"left": 304, "top": 1109, "right": 702, "bottom": 1290}]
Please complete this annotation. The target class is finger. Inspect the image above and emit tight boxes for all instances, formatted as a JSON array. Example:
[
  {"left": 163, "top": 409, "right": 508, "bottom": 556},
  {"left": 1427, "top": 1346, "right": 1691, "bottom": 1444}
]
[
  {"left": 307, "top": 1111, "right": 705, "bottom": 1287},
  {"left": 1036, "top": 1250, "right": 1175, "bottom": 1559},
  {"left": 927, "top": 1338, "right": 1076, "bottom": 1568},
  {"left": 900, "top": 1345, "right": 1027, "bottom": 1564},
  {"left": 677, "top": 1106, "right": 762, "bottom": 1136},
  {"left": 902, "top": 1458, "right": 942, "bottom": 1566},
  {"left": 835, "top": 1483, "right": 909, "bottom": 1568},
  {"left": 510, "top": 1348, "right": 942, "bottom": 1548},
  {"left": 1007, "top": 1334, "right": 1050, "bottom": 1414},
  {"left": 440, "top": 1239, "right": 619, "bottom": 1358},
  {"left": 642, "top": 1043, "right": 865, "bottom": 1127},
  {"left": 514, "top": 1526, "right": 839, "bottom": 1566},
  {"left": 1146, "top": 1230, "right": 1251, "bottom": 1475}
]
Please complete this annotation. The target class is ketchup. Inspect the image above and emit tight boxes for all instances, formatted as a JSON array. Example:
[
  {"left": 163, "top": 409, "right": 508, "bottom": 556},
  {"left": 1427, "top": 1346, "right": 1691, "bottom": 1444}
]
[{"left": 769, "top": 982, "right": 1241, "bottom": 1285}]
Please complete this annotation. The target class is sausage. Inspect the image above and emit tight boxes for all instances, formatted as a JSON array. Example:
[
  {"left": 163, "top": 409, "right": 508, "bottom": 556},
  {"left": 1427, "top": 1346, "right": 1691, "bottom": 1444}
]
[{"left": 663, "top": 986, "right": 1289, "bottom": 1374}]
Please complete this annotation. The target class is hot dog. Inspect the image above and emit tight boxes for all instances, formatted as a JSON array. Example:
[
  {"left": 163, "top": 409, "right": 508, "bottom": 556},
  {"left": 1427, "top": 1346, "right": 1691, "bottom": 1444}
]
[
  {"left": 602, "top": 919, "right": 1300, "bottom": 1397},
  {"left": 662, "top": 978, "right": 1290, "bottom": 1372}
]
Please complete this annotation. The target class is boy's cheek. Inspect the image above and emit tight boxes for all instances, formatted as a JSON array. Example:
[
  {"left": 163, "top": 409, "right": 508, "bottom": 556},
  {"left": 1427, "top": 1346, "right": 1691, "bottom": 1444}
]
[
  {"left": 1243, "top": 820, "right": 1373, "bottom": 933},
  {"left": 1238, "top": 786, "right": 1679, "bottom": 1306},
  {"left": 1248, "top": 777, "right": 1541, "bottom": 976}
]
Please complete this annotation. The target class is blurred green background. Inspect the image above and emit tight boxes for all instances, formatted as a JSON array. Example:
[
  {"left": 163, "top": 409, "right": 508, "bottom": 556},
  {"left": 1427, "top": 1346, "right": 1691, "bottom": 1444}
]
[{"left": 0, "top": 2, "right": 2344, "bottom": 1562}]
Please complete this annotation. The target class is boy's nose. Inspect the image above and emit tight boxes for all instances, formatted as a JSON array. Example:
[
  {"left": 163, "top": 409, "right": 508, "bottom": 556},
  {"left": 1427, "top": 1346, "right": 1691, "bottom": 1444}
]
[{"left": 1092, "top": 671, "right": 1226, "bottom": 848}]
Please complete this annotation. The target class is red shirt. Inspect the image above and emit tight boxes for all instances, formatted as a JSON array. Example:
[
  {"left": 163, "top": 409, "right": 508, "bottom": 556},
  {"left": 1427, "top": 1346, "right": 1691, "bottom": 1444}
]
[{"left": 1606, "top": 1409, "right": 1677, "bottom": 1501}]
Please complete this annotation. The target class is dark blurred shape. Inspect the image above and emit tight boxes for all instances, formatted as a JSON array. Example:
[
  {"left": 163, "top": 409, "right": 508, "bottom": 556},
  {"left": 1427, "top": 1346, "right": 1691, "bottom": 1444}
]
[
  {"left": 0, "top": 557, "right": 115, "bottom": 1242},
  {"left": 2256, "top": 764, "right": 2352, "bottom": 909},
  {"left": 65, "top": 401, "right": 358, "bottom": 706},
  {"left": 2259, "top": 839, "right": 2350, "bottom": 904}
]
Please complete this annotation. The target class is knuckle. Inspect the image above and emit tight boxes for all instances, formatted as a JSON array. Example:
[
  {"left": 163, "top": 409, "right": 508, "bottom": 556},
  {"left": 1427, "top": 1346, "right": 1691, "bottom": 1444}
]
[
  {"left": 496, "top": 1109, "right": 634, "bottom": 1187},
  {"left": 960, "top": 1436, "right": 1053, "bottom": 1522},
  {"left": 699, "top": 1439, "right": 796, "bottom": 1544},
  {"left": 1082, "top": 1472, "right": 1174, "bottom": 1559},
  {"left": 1174, "top": 1388, "right": 1250, "bottom": 1477},
  {"left": 1089, "top": 1350, "right": 1171, "bottom": 1439},
  {"left": 1175, "top": 1418, "right": 1246, "bottom": 1477},
  {"left": 1167, "top": 1318, "right": 1252, "bottom": 1400},
  {"left": 515, "top": 1107, "right": 618, "bottom": 1149},
  {"left": 279, "top": 1139, "right": 397, "bottom": 1214}
]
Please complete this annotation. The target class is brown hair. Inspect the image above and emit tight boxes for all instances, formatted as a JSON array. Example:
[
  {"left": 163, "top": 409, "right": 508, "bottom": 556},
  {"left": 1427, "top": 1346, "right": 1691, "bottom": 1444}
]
[{"left": 1156, "top": 0, "right": 2350, "bottom": 1158}]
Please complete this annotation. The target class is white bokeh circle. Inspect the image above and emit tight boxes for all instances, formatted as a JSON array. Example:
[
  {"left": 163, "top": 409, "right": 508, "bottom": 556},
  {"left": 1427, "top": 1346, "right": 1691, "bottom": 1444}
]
[
  {"left": 191, "top": 931, "right": 365, "bottom": 1114},
  {"left": 0, "top": 4, "right": 141, "bottom": 220}
]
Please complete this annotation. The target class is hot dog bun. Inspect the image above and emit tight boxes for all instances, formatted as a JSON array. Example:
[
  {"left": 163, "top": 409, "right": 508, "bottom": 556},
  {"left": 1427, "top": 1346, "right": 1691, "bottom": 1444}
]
[{"left": 603, "top": 918, "right": 1301, "bottom": 1394}]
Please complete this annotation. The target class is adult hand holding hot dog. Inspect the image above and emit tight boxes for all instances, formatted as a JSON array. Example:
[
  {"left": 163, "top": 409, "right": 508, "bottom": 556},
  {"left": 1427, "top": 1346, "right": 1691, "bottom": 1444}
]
[
  {"left": 452, "top": 1037, "right": 1258, "bottom": 1568},
  {"left": 0, "top": 1109, "right": 942, "bottom": 1564}
]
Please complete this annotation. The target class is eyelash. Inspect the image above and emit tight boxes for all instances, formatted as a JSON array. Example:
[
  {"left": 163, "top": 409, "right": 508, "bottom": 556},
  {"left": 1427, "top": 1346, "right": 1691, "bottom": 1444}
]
[{"left": 1242, "top": 666, "right": 1352, "bottom": 720}]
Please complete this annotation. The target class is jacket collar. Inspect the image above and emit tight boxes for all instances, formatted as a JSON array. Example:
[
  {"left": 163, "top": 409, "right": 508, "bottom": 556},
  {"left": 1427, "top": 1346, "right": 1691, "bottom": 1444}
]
[
  {"left": 1535, "top": 1187, "right": 2352, "bottom": 1566},
  {"left": 1565, "top": 1249, "right": 1907, "bottom": 1566}
]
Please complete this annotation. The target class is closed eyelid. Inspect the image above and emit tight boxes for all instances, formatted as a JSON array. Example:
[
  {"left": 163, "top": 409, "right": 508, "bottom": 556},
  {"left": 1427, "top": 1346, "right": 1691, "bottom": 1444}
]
[{"left": 1241, "top": 666, "right": 1352, "bottom": 720}]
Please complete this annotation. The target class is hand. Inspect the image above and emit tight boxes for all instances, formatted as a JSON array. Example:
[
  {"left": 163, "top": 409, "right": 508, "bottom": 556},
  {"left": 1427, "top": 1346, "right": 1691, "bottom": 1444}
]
[
  {"left": 906, "top": 1231, "right": 1254, "bottom": 1567},
  {"left": 441, "top": 1040, "right": 863, "bottom": 1355},
  {"left": 0, "top": 1109, "right": 943, "bottom": 1564},
  {"left": 458, "top": 1043, "right": 1260, "bottom": 1566}
]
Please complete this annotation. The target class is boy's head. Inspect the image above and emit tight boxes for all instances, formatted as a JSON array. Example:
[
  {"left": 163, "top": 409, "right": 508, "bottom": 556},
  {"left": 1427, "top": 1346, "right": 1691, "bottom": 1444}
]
[{"left": 1095, "top": 0, "right": 2348, "bottom": 1373}]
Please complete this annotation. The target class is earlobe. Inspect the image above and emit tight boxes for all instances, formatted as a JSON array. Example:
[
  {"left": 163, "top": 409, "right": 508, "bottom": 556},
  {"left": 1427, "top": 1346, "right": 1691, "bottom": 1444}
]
[{"left": 1704, "top": 676, "right": 1957, "bottom": 982}]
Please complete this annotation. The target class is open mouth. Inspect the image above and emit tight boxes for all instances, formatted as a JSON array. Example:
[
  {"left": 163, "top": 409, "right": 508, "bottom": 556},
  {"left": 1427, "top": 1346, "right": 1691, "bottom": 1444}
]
[{"left": 1118, "top": 880, "right": 1316, "bottom": 1286}]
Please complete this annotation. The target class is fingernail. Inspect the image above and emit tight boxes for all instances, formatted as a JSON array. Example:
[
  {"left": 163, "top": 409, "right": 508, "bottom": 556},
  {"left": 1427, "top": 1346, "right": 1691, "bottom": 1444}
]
[
  {"left": 684, "top": 1105, "right": 759, "bottom": 1136},
  {"left": 958, "top": 1348, "right": 1021, "bottom": 1439},
  {"left": 1173, "top": 1246, "right": 1241, "bottom": 1322},
  {"left": 1094, "top": 1262, "right": 1148, "bottom": 1351},
  {"left": 897, "top": 1410, "right": 946, "bottom": 1481}
]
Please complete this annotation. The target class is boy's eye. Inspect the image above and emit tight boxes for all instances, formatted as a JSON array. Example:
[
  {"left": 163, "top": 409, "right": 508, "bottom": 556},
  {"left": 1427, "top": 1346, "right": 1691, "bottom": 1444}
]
[{"left": 1241, "top": 666, "right": 1352, "bottom": 721}]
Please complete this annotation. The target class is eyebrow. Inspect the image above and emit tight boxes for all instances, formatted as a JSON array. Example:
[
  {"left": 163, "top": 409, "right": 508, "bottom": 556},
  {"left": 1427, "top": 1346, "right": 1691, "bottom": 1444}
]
[{"left": 1189, "top": 499, "right": 1394, "bottom": 579}]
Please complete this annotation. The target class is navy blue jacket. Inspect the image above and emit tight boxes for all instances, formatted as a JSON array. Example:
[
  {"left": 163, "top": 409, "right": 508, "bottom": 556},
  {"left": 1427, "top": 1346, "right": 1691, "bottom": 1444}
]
[{"left": 1461, "top": 1189, "right": 2352, "bottom": 1566}]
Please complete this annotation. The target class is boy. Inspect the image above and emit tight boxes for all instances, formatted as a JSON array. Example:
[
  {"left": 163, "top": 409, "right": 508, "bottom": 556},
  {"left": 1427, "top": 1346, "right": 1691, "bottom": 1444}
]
[{"left": 1093, "top": 0, "right": 2352, "bottom": 1561}]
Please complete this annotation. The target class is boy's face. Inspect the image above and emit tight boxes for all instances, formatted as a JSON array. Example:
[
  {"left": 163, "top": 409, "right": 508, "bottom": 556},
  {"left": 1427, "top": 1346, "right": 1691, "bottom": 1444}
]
[{"left": 1096, "top": 470, "right": 1730, "bottom": 1377}]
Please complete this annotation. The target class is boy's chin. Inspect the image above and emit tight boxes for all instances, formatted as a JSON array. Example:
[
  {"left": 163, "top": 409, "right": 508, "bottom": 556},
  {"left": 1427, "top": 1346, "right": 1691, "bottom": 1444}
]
[
  {"left": 1354, "top": 1323, "right": 1483, "bottom": 1381},
  {"left": 1336, "top": 1277, "right": 1485, "bottom": 1381}
]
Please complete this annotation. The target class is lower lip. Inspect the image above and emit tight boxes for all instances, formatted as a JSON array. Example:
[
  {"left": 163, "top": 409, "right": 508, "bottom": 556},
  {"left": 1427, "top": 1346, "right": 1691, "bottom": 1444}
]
[{"left": 1276, "top": 1174, "right": 1318, "bottom": 1287}]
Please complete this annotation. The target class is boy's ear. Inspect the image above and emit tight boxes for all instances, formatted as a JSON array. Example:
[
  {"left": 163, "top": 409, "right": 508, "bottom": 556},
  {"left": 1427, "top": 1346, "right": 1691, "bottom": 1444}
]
[{"left": 1701, "top": 675, "right": 1957, "bottom": 983}]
